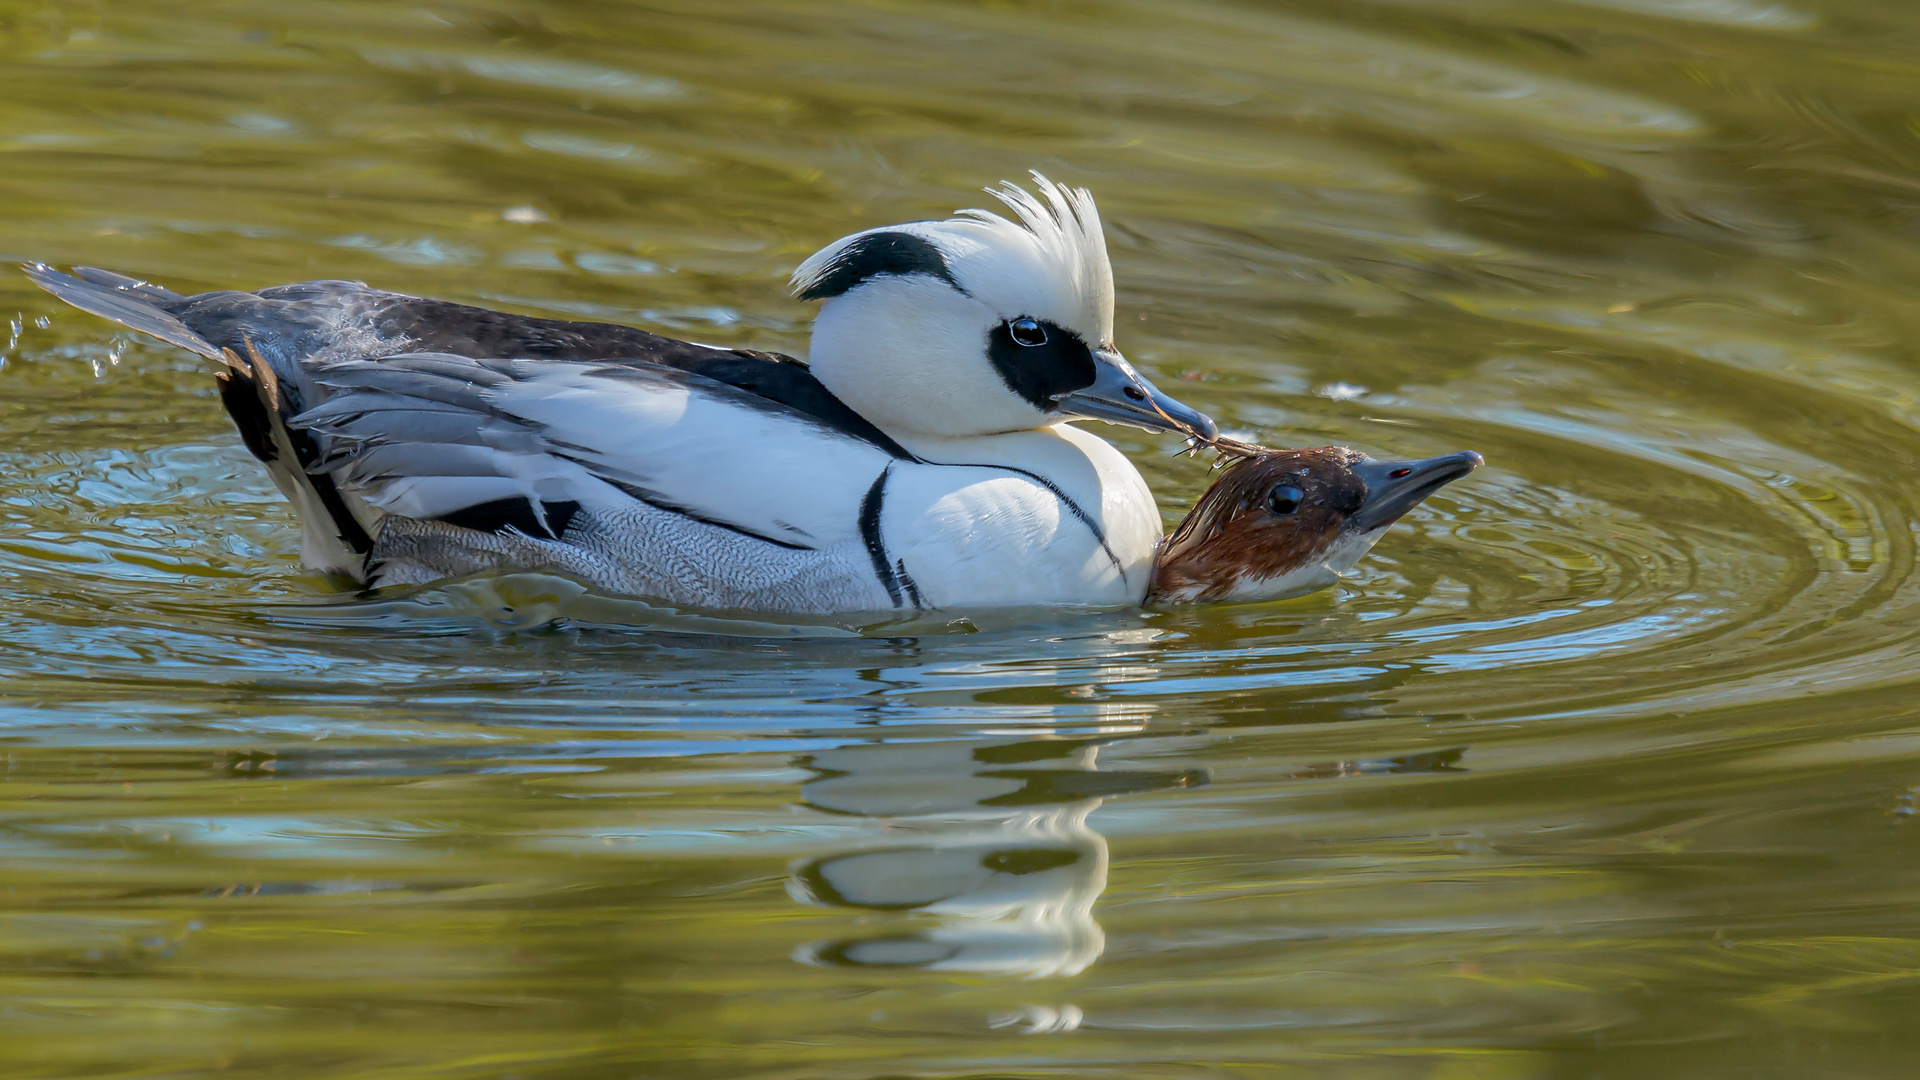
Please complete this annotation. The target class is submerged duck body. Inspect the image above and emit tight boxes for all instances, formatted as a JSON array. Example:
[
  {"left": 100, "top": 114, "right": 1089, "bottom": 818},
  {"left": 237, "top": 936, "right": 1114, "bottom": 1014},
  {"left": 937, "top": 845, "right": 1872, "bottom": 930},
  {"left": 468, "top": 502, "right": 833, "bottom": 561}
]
[{"left": 29, "top": 176, "right": 1218, "bottom": 616}]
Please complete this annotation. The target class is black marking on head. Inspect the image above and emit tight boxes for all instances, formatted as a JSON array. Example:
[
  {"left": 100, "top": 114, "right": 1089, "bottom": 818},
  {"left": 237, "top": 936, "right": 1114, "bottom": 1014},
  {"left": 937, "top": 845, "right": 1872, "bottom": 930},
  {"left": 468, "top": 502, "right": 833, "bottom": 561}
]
[
  {"left": 859, "top": 468, "right": 904, "bottom": 608},
  {"left": 986, "top": 318, "right": 1096, "bottom": 413},
  {"left": 796, "top": 231, "right": 959, "bottom": 301},
  {"left": 434, "top": 497, "right": 580, "bottom": 542}
]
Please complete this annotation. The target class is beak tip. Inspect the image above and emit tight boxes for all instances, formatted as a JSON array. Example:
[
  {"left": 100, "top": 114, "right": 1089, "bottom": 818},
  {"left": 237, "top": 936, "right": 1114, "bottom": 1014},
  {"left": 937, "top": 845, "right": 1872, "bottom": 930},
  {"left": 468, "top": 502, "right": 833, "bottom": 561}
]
[
  {"left": 1064, "top": 350, "right": 1219, "bottom": 441},
  {"left": 1348, "top": 448, "right": 1483, "bottom": 532},
  {"left": 1147, "top": 387, "right": 1216, "bottom": 441},
  {"left": 1136, "top": 384, "right": 1213, "bottom": 440}
]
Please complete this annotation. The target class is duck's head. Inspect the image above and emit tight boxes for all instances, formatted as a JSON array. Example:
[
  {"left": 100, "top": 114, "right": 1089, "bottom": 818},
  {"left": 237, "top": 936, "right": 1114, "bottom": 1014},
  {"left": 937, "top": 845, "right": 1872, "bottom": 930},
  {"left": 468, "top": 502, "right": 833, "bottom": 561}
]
[
  {"left": 791, "top": 173, "right": 1216, "bottom": 443},
  {"left": 1150, "top": 446, "right": 1482, "bottom": 604}
]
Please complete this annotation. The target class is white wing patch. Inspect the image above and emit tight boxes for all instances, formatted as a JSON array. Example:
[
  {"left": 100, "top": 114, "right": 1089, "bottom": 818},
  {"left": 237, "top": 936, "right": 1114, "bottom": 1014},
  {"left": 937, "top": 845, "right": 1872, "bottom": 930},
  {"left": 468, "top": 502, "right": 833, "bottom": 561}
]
[
  {"left": 294, "top": 353, "right": 891, "bottom": 554},
  {"left": 485, "top": 362, "right": 891, "bottom": 548}
]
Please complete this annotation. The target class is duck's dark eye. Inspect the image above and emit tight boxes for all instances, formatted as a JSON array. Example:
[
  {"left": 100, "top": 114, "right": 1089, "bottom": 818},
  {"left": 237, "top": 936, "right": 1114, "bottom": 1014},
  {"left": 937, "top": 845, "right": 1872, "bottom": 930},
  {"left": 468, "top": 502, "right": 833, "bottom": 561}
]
[
  {"left": 1009, "top": 317, "right": 1047, "bottom": 347},
  {"left": 1266, "top": 484, "right": 1304, "bottom": 515}
]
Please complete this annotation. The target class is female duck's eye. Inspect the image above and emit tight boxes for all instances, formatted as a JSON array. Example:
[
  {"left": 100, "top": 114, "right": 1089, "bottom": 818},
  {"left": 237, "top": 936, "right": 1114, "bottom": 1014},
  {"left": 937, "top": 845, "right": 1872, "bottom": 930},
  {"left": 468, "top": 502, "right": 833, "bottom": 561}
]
[
  {"left": 1009, "top": 318, "right": 1047, "bottom": 347},
  {"left": 1266, "top": 484, "right": 1304, "bottom": 515}
]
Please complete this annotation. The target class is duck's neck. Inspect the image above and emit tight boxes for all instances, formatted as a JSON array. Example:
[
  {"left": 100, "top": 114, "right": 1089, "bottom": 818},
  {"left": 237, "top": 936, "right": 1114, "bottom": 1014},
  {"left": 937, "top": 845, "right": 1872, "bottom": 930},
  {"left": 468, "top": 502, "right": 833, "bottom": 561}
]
[{"left": 887, "top": 420, "right": 1121, "bottom": 484}]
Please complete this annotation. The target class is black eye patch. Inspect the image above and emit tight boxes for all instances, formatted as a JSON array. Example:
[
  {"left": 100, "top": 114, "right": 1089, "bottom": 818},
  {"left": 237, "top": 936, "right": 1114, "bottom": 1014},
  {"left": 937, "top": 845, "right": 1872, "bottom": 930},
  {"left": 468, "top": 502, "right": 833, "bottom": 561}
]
[{"left": 986, "top": 318, "right": 1096, "bottom": 412}]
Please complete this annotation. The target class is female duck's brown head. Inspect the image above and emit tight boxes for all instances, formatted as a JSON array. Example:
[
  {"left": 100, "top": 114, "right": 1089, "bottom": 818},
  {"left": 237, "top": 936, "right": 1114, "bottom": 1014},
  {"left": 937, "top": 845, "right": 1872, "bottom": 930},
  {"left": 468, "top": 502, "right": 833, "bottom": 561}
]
[{"left": 1150, "top": 446, "right": 1482, "bottom": 604}]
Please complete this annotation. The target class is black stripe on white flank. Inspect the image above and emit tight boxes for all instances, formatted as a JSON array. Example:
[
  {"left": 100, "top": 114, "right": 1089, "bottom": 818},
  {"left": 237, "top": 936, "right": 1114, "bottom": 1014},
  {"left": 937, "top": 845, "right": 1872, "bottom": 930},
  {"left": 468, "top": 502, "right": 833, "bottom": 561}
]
[{"left": 859, "top": 467, "right": 905, "bottom": 608}]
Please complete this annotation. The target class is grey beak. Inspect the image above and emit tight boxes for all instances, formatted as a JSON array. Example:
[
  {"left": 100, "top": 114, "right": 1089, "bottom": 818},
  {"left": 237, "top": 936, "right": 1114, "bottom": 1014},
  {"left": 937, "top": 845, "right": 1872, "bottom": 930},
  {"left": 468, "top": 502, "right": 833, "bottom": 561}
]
[
  {"left": 1350, "top": 450, "right": 1483, "bottom": 532},
  {"left": 1054, "top": 347, "right": 1218, "bottom": 442}
]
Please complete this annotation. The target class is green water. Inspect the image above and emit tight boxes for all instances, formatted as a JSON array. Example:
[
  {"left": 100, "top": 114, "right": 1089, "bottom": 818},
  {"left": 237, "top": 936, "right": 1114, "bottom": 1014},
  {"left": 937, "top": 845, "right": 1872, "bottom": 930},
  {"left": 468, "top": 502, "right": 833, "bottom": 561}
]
[{"left": 5, "top": 0, "right": 1920, "bottom": 1075}]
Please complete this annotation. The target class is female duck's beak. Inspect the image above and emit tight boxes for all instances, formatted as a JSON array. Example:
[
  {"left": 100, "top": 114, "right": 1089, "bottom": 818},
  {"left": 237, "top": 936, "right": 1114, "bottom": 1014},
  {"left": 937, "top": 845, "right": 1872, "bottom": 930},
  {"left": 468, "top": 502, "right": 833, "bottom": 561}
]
[
  {"left": 1349, "top": 451, "right": 1484, "bottom": 532},
  {"left": 1054, "top": 347, "right": 1218, "bottom": 441}
]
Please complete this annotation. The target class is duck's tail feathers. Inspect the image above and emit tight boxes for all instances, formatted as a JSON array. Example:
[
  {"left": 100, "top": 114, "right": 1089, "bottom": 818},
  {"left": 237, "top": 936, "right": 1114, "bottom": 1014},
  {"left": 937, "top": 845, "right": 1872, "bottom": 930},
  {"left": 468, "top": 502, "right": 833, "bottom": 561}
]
[
  {"left": 216, "top": 337, "right": 378, "bottom": 577},
  {"left": 69, "top": 265, "right": 189, "bottom": 303},
  {"left": 25, "top": 260, "right": 378, "bottom": 577},
  {"left": 21, "top": 262, "right": 223, "bottom": 360}
]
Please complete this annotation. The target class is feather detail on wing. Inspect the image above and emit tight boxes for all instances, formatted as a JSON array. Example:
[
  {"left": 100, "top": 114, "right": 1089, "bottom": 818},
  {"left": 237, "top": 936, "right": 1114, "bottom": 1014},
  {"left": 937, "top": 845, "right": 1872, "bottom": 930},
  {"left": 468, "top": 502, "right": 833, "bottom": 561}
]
[
  {"left": 219, "top": 338, "right": 378, "bottom": 573},
  {"left": 290, "top": 353, "right": 892, "bottom": 553}
]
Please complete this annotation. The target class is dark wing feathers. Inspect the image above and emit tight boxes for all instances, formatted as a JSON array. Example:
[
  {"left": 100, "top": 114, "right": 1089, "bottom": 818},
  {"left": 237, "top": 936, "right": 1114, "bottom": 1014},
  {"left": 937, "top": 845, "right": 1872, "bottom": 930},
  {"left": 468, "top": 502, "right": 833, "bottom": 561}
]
[
  {"left": 305, "top": 360, "right": 511, "bottom": 414},
  {"left": 24, "top": 262, "right": 905, "bottom": 574},
  {"left": 25, "top": 263, "right": 904, "bottom": 457},
  {"left": 654, "top": 354, "right": 908, "bottom": 457},
  {"left": 215, "top": 366, "right": 283, "bottom": 464},
  {"left": 332, "top": 441, "right": 526, "bottom": 483},
  {"left": 344, "top": 296, "right": 910, "bottom": 455},
  {"left": 285, "top": 353, "right": 878, "bottom": 554},
  {"left": 435, "top": 497, "right": 580, "bottom": 542},
  {"left": 207, "top": 345, "right": 375, "bottom": 565},
  {"left": 303, "top": 409, "right": 542, "bottom": 459},
  {"left": 294, "top": 394, "right": 492, "bottom": 429},
  {"left": 309, "top": 352, "right": 521, "bottom": 390}
]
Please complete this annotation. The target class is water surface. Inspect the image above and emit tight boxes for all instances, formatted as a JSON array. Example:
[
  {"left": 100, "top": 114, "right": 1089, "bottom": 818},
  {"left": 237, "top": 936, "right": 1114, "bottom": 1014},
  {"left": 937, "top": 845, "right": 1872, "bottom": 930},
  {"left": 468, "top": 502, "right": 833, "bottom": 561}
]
[{"left": 6, "top": 0, "right": 1920, "bottom": 1075}]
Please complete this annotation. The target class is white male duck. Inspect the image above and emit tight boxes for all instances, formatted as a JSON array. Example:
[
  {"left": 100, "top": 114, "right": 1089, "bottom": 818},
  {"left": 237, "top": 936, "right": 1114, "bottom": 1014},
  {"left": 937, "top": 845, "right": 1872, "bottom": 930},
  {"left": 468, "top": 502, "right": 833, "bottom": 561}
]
[{"left": 28, "top": 175, "right": 1218, "bottom": 615}]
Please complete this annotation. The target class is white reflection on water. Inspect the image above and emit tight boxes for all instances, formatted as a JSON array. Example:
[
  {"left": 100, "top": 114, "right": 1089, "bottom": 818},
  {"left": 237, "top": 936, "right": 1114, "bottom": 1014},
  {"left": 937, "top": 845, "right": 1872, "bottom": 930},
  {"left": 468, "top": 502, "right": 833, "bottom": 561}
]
[
  {"left": 791, "top": 737, "right": 1202, "bottom": 979},
  {"left": 1555, "top": 0, "right": 1815, "bottom": 29},
  {"left": 357, "top": 50, "right": 685, "bottom": 102}
]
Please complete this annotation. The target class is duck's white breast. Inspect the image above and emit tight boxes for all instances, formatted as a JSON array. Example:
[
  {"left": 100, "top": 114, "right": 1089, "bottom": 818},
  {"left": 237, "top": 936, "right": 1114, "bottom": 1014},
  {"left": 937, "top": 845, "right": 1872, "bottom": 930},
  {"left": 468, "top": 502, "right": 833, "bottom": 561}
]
[{"left": 883, "top": 423, "right": 1161, "bottom": 610}]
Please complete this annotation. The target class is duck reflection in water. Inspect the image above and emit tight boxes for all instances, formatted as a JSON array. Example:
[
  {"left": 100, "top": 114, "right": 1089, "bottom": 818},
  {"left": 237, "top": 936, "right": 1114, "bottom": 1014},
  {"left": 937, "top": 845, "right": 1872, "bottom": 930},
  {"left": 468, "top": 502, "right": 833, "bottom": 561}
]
[{"left": 790, "top": 737, "right": 1204, "bottom": 978}]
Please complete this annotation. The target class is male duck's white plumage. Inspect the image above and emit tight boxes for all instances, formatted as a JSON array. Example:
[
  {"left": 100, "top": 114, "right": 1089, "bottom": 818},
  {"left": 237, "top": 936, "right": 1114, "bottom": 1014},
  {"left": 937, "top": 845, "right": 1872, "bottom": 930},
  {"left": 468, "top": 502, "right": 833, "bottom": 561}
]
[{"left": 26, "top": 174, "right": 1217, "bottom": 616}]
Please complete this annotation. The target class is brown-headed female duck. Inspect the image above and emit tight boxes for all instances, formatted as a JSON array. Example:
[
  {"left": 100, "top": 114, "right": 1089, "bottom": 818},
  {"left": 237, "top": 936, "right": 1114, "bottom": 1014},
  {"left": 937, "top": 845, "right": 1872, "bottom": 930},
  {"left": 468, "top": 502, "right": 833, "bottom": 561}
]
[{"left": 1149, "top": 443, "right": 1482, "bottom": 604}]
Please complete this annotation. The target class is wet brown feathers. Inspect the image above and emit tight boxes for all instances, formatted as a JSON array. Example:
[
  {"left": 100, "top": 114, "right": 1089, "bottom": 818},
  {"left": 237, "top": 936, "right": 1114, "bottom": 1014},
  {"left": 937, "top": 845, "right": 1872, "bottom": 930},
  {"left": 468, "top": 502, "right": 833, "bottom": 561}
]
[{"left": 1150, "top": 446, "right": 1368, "bottom": 603}]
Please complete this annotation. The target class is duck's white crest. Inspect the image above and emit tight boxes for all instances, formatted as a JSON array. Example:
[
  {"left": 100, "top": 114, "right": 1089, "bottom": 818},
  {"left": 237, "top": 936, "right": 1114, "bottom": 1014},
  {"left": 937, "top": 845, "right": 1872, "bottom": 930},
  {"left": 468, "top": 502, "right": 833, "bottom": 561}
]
[{"left": 790, "top": 171, "right": 1115, "bottom": 348}]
